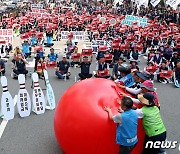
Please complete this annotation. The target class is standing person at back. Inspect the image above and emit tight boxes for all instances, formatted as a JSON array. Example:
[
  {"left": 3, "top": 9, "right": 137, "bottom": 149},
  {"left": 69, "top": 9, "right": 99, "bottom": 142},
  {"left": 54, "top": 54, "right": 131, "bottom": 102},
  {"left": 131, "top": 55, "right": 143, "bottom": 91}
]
[{"left": 104, "top": 97, "right": 138, "bottom": 154}]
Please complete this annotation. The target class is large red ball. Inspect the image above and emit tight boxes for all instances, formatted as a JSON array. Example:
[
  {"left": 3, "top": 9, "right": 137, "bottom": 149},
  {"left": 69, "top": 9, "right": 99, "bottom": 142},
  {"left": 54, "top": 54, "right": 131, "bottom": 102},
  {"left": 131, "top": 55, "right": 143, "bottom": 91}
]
[{"left": 54, "top": 78, "right": 145, "bottom": 154}]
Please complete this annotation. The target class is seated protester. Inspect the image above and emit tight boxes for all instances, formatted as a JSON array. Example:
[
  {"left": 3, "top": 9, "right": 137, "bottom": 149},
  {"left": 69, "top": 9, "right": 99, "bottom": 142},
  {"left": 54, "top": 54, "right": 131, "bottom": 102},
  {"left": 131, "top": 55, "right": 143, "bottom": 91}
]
[
  {"left": 163, "top": 45, "right": 173, "bottom": 61},
  {"left": 104, "top": 97, "right": 138, "bottom": 154},
  {"left": 71, "top": 46, "right": 81, "bottom": 67},
  {"left": 130, "top": 50, "right": 139, "bottom": 62},
  {"left": 0, "top": 56, "right": 5, "bottom": 76},
  {"left": 157, "top": 60, "right": 170, "bottom": 83},
  {"left": 170, "top": 52, "right": 180, "bottom": 69},
  {"left": 35, "top": 58, "right": 46, "bottom": 79},
  {"left": 95, "top": 56, "right": 110, "bottom": 79},
  {"left": 46, "top": 29, "right": 53, "bottom": 46},
  {"left": 96, "top": 51, "right": 105, "bottom": 61},
  {"left": 112, "top": 57, "right": 126, "bottom": 80},
  {"left": 104, "top": 51, "right": 113, "bottom": 64},
  {"left": 36, "top": 49, "right": 45, "bottom": 60},
  {"left": 22, "top": 40, "right": 31, "bottom": 58},
  {"left": 173, "top": 61, "right": 180, "bottom": 87},
  {"left": 112, "top": 48, "right": 121, "bottom": 63},
  {"left": 78, "top": 56, "right": 92, "bottom": 80},
  {"left": 146, "top": 37, "right": 153, "bottom": 47},
  {"left": 152, "top": 36, "right": 159, "bottom": 47},
  {"left": 0, "top": 45, "right": 6, "bottom": 57},
  {"left": 66, "top": 40, "right": 75, "bottom": 59},
  {"left": 136, "top": 92, "right": 166, "bottom": 154},
  {"left": 144, "top": 61, "right": 157, "bottom": 80},
  {"left": 150, "top": 49, "right": 162, "bottom": 65},
  {"left": 5, "top": 43, "right": 12, "bottom": 55},
  {"left": 47, "top": 48, "right": 58, "bottom": 62},
  {"left": 130, "top": 60, "right": 139, "bottom": 72},
  {"left": 55, "top": 55, "right": 71, "bottom": 79},
  {"left": 12, "top": 53, "right": 28, "bottom": 76},
  {"left": 147, "top": 48, "right": 155, "bottom": 62},
  {"left": 142, "top": 42, "right": 148, "bottom": 55},
  {"left": 31, "top": 34, "right": 37, "bottom": 46}
]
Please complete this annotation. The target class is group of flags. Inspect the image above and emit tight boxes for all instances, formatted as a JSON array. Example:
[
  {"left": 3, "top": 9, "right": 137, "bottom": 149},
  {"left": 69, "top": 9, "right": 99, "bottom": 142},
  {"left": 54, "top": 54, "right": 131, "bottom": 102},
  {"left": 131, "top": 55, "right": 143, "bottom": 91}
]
[{"left": 114, "top": 0, "right": 180, "bottom": 9}]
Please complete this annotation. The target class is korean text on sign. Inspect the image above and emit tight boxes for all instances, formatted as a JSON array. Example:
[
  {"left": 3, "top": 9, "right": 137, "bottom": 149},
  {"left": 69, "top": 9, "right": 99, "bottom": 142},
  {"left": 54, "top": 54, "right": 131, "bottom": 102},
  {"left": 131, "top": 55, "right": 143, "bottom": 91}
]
[{"left": 0, "top": 29, "right": 13, "bottom": 44}]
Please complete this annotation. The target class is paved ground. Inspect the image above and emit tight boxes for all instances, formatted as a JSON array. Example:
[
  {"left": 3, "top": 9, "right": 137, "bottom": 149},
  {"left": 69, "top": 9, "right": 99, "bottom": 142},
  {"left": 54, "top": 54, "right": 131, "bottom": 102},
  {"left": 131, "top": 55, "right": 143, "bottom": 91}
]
[{"left": 0, "top": 37, "right": 180, "bottom": 154}]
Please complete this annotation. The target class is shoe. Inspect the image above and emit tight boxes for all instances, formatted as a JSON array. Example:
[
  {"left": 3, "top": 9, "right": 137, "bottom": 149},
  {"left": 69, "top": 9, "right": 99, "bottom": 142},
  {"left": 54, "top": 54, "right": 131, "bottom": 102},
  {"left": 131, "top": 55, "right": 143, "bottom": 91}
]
[
  {"left": 162, "top": 80, "right": 167, "bottom": 84},
  {"left": 66, "top": 76, "right": 69, "bottom": 79},
  {"left": 158, "top": 152, "right": 167, "bottom": 154}
]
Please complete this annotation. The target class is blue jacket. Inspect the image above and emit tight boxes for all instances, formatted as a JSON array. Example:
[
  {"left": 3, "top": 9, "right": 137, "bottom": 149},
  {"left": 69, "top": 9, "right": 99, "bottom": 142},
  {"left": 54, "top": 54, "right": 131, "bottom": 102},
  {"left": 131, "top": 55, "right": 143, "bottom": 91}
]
[{"left": 116, "top": 110, "right": 138, "bottom": 146}]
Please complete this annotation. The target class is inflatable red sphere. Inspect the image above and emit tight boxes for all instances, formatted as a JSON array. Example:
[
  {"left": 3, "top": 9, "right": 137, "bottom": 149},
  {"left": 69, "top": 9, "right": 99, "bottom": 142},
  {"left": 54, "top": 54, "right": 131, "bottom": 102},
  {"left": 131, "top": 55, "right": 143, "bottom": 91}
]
[{"left": 54, "top": 78, "right": 145, "bottom": 154}]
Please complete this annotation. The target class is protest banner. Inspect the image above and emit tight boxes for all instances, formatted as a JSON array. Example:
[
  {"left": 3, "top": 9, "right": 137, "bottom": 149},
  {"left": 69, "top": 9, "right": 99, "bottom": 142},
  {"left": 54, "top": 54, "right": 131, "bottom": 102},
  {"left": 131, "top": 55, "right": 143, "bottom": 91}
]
[
  {"left": 0, "top": 29, "right": 13, "bottom": 44},
  {"left": 121, "top": 15, "right": 148, "bottom": 27},
  {"left": 31, "top": 4, "right": 43, "bottom": 10},
  {"left": 61, "top": 31, "right": 85, "bottom": 40}
]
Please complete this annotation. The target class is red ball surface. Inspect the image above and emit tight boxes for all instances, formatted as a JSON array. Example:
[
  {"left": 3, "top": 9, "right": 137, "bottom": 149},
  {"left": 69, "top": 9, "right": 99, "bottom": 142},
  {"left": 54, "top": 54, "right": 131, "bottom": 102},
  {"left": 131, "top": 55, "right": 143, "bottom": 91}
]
[{"left": 54, "top": 78, "right": 145, "bottom": 154}]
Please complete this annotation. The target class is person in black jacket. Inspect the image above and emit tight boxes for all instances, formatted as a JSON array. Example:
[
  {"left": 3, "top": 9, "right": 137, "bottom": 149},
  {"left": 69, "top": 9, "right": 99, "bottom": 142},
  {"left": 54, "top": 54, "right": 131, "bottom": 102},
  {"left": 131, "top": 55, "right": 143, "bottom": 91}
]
[
  {"left": 12, "top": 53, "right": 28, "bottom": 77},
  {"left": 112, "top": 57, "right": 125, "bottom": 80},
  {"left": 55, "top": 55, "right": 71, "bottom": 79},
  {"left": 79, "top": 56, "right": 92, "bottom": 80},
  {"left": 0, "top": 56, "right": 5, "bottom": 76},
  {"left": 170, "top": 52, "right": 180, "bottom": 69},
  {"left": 95, "top": 56, "right": 110, "bottom": 79}
]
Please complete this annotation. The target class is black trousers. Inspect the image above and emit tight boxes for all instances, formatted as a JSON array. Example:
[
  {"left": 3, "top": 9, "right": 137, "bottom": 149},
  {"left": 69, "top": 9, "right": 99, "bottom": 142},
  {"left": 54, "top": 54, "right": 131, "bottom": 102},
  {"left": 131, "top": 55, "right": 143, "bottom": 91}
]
[
  {"left": 0, "top": 70, "right": 5, "bottom": 75},
  {"left": 13, "top": 69, "right": 28, "bottom": 75},
  {"left": 119, "top": 144, "right": 137, "bottom": 154},
  {"left": 79, "top": 73, "right": 92, "bottom": 80},
  {"left": 142, "top": 131, "right": 166, "bottom": 154}
]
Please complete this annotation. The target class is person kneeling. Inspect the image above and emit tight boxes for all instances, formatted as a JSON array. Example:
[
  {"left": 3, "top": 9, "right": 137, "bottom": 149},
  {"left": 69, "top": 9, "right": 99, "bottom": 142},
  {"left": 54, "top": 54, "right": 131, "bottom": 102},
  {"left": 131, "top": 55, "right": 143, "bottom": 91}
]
[
  {"left": 79, "top": 56, "right": 92, "bottom": 80},
  {"left": 12, "top": 53, "right": 28, "bottom": 77},
  {"left": 55, "top": 55, "right": 70, "bottom": 79}
]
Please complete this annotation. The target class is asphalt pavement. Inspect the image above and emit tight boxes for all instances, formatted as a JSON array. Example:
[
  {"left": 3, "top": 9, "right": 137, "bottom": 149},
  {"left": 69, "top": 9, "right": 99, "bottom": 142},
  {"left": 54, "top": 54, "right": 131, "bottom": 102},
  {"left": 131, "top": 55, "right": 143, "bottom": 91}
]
[{"left": 0, "top": 39, "right": 179, "bottom": 154}]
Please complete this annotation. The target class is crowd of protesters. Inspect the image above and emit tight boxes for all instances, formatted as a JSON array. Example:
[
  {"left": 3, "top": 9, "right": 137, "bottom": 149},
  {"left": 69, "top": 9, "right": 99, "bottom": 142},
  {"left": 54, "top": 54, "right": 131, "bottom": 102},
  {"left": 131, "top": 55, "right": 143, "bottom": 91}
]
[{"left": 0, "top": 0, "right": 179, "bottom": 153}]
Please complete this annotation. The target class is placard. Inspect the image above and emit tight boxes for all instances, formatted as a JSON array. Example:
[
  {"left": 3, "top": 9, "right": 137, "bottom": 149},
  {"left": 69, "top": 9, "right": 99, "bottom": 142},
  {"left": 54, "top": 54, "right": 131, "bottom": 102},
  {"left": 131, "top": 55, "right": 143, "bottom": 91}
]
[
  {"left": 31, "top": 4, "right": 43, "bottom": 9},
  {"left": 0, "top": 29, "right": 13, "bottom": 44},
  {"left": 61, "top": 31, "right": 85, "bottom": 40},
  {"left": 91, "top": 40, "right": 106, "bottom": 53},
  {"left": 121, "top": 15, "right": 148, "bottom": 27}
]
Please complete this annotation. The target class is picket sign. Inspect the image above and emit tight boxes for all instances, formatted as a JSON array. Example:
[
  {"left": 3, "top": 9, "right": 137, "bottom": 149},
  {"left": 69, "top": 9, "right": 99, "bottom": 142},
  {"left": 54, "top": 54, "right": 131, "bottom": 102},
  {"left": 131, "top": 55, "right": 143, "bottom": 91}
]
[{"left": 61, "top": 31, "right": 85, "bottom": 40}]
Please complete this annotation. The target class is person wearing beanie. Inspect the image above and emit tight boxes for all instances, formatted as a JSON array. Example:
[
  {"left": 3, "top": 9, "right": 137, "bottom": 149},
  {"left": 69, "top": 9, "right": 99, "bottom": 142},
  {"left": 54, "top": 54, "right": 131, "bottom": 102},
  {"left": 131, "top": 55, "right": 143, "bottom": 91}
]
[{"left": 136, "top": 92, "right": 166, "bottom": 154}]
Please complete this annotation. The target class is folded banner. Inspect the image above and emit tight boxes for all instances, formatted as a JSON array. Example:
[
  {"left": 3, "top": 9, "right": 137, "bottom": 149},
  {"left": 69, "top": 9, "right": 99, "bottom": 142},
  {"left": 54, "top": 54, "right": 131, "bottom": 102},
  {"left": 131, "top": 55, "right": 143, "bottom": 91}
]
[{"left": 150, "top": 0, "right": 161, "bottom": 7}]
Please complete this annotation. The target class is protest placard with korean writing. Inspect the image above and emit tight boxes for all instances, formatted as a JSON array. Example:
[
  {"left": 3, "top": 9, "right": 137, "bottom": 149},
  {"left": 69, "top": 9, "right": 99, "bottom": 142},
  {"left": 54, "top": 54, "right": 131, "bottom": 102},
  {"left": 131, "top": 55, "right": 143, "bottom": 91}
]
[{"left": 0, "top": 29, "right": 13, "bottom": 44}]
